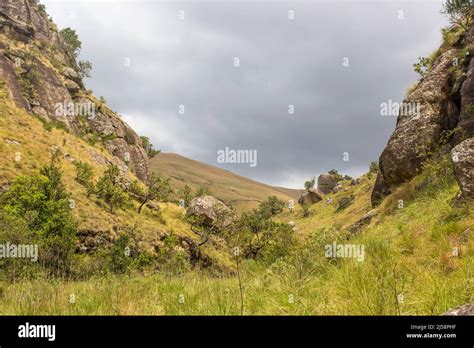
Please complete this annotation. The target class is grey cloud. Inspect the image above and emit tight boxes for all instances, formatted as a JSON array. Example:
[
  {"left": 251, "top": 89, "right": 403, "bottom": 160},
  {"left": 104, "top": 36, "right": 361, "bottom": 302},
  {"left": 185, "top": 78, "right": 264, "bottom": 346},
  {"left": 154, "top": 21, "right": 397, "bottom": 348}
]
[{"left": 44, "top": 0, "right": 448, "bottom": 188}]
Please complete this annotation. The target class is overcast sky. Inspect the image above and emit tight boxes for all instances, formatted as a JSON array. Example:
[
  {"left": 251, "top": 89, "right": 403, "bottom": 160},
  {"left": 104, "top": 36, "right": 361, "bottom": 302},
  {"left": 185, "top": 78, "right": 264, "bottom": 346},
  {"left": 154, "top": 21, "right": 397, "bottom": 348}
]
[{"left": 43, "top": 0, "right": 448, "bottom": 189}]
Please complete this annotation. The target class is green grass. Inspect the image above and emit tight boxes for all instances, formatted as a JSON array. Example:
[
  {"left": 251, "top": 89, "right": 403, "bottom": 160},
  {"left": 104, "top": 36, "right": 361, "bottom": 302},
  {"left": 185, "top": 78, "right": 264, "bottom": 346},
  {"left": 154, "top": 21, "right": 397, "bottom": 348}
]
[{"left": 1, "top": 173, "right": 471, "bottom": 315}]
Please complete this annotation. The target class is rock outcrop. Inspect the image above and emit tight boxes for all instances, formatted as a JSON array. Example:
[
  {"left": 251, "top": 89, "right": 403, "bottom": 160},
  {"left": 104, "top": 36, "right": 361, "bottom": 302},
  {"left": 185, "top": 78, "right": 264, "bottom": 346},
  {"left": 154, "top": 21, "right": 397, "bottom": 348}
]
[
  {"left": 186, "top": 196, "right": 232, "bottom": 228},
  {"left": 451, "top": 138, "right": 474, "bottom": 199},
  {"left": 317, "top": 173, "right": 337, "bottom": 194},
  {"left": 298, "top": 187, "right": 323, "bottom": 205},
  {"left": 372, "top": 24, "right": 474, "bottom": 205},
  {"left": 444, "top": 301, "right": 474, "bottom": 316},
  {"left": 0, "top": 0, "right": 149, "bottom": 180}
]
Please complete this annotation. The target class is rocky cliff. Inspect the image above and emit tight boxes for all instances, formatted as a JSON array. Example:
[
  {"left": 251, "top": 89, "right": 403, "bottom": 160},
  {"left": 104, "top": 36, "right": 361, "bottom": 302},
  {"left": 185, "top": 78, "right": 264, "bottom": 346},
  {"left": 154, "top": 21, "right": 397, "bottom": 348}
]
[
  {"left": 0, "top": 0, "right": 149, "bottom": 180},
  {"left": 372, "top": 23, "right": 474, "bottom": 205}
]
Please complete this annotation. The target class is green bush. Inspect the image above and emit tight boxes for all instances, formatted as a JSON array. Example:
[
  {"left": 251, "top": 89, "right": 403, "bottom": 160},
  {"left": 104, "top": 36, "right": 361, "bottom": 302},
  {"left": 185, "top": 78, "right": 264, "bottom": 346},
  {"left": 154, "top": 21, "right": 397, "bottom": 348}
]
[
  {"left": 0, "top": 162, "right": 77, "bottom": 277},
  {"left": 59, "top": 28, "right": 82, "bottom": 56},
  {"left": 195, "top": 185, "right": 213, "bottom": 197},
  {"left": 140, "top": 136, "right": 161, "bottom": 159},
  {"left": 74, "top": 161, "right": 94, "bottom": 196},
  {"left": 258, "top": 196, "right": 285, "bottom": 219},
  {"left": 304, "top": 177, "right": 315, "bottom": 190},
  {"left": 95, "top": 164, "right": 129, "bottom": 213}
]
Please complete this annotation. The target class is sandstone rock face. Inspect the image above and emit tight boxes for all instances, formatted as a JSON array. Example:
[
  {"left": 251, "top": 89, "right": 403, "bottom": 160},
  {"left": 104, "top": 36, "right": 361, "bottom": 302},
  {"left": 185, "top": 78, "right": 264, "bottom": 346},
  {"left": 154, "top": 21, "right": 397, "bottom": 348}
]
[
  {"left": 372, "top": 24, "right": 474, "bottom": 205},
  {"left": 317, "top": 173, "right": 337, "bottom": 194},
  {"left": 298, "top": 188, "right": 323, "bottom": 205},
  {"left": 186, "top": 196, "right": 232, "bottom": 228},
  {"left": 0, "top": 0, "right": 150, "bottom": 180},
  {"left": 451, "top": 138, "right": 474, "bottom": 199}
]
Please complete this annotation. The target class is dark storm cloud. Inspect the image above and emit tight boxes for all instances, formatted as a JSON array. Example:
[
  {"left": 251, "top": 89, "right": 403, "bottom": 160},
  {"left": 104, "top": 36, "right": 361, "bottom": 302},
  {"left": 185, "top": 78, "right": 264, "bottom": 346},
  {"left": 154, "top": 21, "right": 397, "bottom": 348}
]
[{"left": 44, "top": 0, "right": 448, "bottom": 188}]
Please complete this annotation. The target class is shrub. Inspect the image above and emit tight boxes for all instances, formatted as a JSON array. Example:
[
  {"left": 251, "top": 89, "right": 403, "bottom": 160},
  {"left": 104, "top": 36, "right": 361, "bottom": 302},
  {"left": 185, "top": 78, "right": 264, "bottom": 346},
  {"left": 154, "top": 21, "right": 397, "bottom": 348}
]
[
  {"left": 237, "top": 209, "right": 295, "bottom": 262},
  {"left": 59, "top": 28, "right": 82, "bottom": 56},
  {"left": 301, "top": 203, "right": 312, "bottom": 218},
  {"left": 95, "top": 164, "right": 129, "bottom": 213},
  {"left": 129, "top": 173, "right": 173, "bottom": 213},
  {"left": 74, "top": 161, "right": 94, "bottom": 196},
  {"left": 441, "top": 0, "right": 473, "bottom": 29},
  {"left": 413, "top": 56, "right": 431, "bottom": 77},
  {"left": 78, "top": 60, "right": 92, "bottom": 79},
  {"left": 0, "top": 162, "right": 77, "bottom": 277},
  {"left": 258, "top": 196, "right": 285, "bottom": 219},
  {"left": 178, "top": 185, "right": 193, "bottom": 207},
  {"left": 328, "top": 169, "right": 343, "bottom": 182},
  {"left": 304, "top": 177, "right": 315, "bottom": 190},
  {"left": 140, "top": 136, "right": 161, "bottom": 159},
  {"left": 195, "top": 185, "right": 212, "bottom": 197},
  {"left": 0, "top": 212, "right": 40, "bottom": 281}
]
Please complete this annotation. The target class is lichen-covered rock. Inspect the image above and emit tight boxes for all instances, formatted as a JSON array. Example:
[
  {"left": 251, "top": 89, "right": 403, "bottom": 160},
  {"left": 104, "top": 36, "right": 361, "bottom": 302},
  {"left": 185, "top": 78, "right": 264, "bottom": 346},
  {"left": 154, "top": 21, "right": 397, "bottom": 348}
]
[
  {"left": 186, "top": 196, "right": 232, "bottom": 228},
  {"left": 451, "top": 138, "right": 474, "bottom": 199},
  {"left": 298, "top": 188, "right": 323, "bottom": 205},
  {"left": 318, "top": 173, "right": 337, "bottom": 194}
]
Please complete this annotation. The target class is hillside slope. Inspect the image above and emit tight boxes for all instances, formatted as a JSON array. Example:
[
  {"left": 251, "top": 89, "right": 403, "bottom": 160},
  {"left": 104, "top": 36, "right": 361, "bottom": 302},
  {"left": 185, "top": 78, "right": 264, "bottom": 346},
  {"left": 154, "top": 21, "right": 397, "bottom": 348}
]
[{"left": 151, "top": 153, "right": 302, "bottom": 212}]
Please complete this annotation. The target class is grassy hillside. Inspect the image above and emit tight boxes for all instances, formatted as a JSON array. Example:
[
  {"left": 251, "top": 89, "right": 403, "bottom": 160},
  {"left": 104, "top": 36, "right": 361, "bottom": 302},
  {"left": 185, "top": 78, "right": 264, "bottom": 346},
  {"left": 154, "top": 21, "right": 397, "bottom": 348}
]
[
  {"left": 1, "top": 155, "right": 471, "bottom": 315},
  {"left": 150, "top": 153, "right": 302, "bottom": 212},
  {"left": 0, "top": 77, "right": 234, "bottom": 276}
]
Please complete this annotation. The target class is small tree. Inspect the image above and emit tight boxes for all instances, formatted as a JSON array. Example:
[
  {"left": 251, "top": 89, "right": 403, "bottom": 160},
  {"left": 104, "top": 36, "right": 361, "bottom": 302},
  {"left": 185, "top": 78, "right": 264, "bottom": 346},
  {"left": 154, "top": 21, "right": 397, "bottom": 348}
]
[
  {"left": 179, "top": 185, "right": 193, "bottom": 207},
  {"left": 129, "top": 173, "right": 173, "bottom": 214},
  {"left": 301, "top": 204, "right": 311, "bottom": 218},
  {"left": 196, "top": 185, "right": 212, "bottom": 197},
  {"left": 78, "top": 60, "right": 92, "bottom": 78},
  {"left": 304, "top": 177, "right": 316, "bottom": 190},
  {"left": 328, "top": 169, "right": 343, "bottom": 181},
  {"left": 140, "top": 136, "right": 161, "bottom": 159},
  {"left": 95, "top": 164, "right": 129, "bottom": 213},
  {"left": 258, "top": 196, "right": 285, "bottom": 219},
  {"left": 441, "top": 0, "right": 473, "bottom": 29},
  {"left": 413, "top": 57, "right": 431, "bottom": 77},
  {"left": 74, "top": 161, "right": 94, "bottom": 197},
  {"left": 369, "top": 161, "right": 379, "bottom": 174},
  {"left": 59, "top": 28, "right": 82, "bottom": 56}
]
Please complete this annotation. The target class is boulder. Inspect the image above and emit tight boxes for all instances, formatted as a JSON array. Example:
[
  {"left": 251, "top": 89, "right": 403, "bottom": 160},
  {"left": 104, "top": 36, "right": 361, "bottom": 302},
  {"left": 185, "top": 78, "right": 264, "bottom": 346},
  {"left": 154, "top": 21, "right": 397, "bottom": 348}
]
[
  {"left": 349, "top": 209, "right": 377, "bottom": 234},
  {"left": 146, "top": 202, "right": 161, "bottom": 211},
  {"left": 318, "top": 173, "right": 337, "bottom": 194},
  {"left": 371, "top": 49, "right": 460, "bottom": 205},
  {"left": 186, "top": 196, "right": 232, "bottom": 228},
  {"left": 298, "top": 188, "right": 323, "bottom": 205},
  {"left": 451, "top": 138, "right": 474, "bottom": 199},
  {"left": 371, "top": 24, "right": 474, "bottom": 206},
  {"left": 62, "top": 67, "right": 82, "bottom": 85},
  {"left": 444, "top": 301, "right": 474, "bottom": 316}
]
